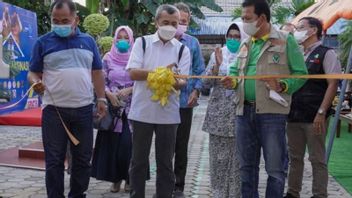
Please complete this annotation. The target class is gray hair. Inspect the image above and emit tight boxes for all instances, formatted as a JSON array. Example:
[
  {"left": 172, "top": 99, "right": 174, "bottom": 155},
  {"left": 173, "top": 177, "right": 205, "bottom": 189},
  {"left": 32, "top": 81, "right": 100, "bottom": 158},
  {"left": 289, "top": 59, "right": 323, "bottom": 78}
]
[
  {"left": 174, "top": 2, "right": 191, "bottom": 16},
  {"left": 155, "top": 4, "right": 180, "bottom": 21}
]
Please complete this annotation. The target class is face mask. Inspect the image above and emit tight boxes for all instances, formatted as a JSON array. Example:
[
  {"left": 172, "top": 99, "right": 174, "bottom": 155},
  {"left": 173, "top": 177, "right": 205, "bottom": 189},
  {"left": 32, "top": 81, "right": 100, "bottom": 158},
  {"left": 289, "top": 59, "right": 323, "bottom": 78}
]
[
  {"left": 243, "top": 20, "right": 260, "bottom": 36},
  {"left": 175, "top": 24, "right": 188, "bottom": 37},
  {"left": 226, "top": 39, "right": 240, "bottom": 53},
  {"left": 158, "top": 25, "right": 177, "bottom": 41},
  {"left": 52, "top": 24, "right": 73, "bottom": 37},
  {"left": 115, "top": 40, "right": 130, "bottom": 53},
  {"left": 294, "top": 30, "right": 309, "bottom": 44}
]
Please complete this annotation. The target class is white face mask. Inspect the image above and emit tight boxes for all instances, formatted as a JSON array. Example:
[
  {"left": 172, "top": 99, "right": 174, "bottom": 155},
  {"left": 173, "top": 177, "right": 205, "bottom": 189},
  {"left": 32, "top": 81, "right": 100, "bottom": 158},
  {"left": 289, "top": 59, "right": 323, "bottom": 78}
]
[
  {"left": 158, "top": 25, "right": 177, "bottom": 41},
  {"left": 243, "top": 20, "right": 260, "bottom": 36},
  {"left": 294, "top": 30, "right": 308, "bottom": 44}
]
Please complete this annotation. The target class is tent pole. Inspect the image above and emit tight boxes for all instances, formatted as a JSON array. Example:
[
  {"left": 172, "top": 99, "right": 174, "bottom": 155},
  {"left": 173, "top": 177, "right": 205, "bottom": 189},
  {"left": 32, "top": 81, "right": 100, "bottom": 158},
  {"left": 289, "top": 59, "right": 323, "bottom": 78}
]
[{"left": 326, "top": 45, "right": 352, "bottom": 163}]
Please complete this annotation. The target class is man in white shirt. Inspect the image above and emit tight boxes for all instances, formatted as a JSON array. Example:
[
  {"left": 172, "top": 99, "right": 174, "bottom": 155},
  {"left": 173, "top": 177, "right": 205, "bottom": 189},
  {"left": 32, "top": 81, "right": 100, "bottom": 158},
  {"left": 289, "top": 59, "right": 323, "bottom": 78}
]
[{"left": 126, "top": 4, "right": 191, "bottom": 198}]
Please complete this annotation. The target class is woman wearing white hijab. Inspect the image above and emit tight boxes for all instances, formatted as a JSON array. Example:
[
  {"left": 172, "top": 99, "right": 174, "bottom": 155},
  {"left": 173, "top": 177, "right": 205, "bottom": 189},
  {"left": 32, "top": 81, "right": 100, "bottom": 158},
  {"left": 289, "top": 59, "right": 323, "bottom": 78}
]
[{"left": 202, "top": 22, "right": 248, "bottom": 198}]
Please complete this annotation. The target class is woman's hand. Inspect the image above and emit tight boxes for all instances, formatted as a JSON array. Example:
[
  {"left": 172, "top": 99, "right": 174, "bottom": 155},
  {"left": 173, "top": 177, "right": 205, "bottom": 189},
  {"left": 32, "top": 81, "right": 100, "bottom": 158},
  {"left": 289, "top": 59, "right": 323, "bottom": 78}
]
[
  {"left": 213, "top": 47, "right": 222, "bottom": 75},
  {"left": 117, "top": 87, "right": 133, "bottom": 99},
  {"left": 215, "top": 47, "right": 223, "bottom": 67},
  {"left": 106, "top": 91, "right": 119, "bottom": 107}
]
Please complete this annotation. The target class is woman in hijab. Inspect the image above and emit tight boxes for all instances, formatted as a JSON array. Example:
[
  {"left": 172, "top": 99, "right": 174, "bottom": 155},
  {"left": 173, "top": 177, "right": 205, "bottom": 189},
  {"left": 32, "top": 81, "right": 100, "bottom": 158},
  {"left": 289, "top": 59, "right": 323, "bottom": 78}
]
[
  {"left": 202, "top": 22, "right": 247, "bottom": 198},
  {"left": 91, "top": 26, "right": 134, "bottom": 193}
]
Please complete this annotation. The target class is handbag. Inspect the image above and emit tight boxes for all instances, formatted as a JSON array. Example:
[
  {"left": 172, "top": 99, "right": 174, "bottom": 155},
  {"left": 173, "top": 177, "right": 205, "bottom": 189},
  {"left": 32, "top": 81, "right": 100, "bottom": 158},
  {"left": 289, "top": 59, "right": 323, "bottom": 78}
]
[{"left": 93, "top": 97, "right": 122, "bottom": 131}]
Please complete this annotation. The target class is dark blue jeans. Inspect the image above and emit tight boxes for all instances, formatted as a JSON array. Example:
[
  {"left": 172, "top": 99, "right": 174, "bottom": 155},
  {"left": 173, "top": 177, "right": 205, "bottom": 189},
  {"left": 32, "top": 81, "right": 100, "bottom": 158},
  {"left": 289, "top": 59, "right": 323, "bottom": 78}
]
[
  {"left": 236, "top": 104, "right": 287, "bottom": 198},
  {"left": 42, "top": 104, "right": 93, "bottom": 198}
]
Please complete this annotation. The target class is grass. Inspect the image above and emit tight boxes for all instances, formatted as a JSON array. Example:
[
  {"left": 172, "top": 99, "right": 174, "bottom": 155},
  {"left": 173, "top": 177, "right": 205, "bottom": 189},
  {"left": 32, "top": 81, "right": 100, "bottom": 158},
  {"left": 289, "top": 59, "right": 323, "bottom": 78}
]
[{"left": 327, "top": 120, "right": 352, "bottom": 194}]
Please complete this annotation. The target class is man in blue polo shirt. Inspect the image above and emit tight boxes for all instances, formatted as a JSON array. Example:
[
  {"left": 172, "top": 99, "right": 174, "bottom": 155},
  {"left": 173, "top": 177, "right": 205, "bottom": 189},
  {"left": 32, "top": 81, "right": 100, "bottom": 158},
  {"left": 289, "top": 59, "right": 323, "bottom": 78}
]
[{"left": 27, "top": 0, "right": 106, "bottom": 197}]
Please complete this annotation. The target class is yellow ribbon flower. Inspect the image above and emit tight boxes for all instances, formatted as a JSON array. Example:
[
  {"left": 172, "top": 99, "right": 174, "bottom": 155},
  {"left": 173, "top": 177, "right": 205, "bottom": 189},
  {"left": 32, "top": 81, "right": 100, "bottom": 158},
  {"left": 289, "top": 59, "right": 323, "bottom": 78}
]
[{"left": 147, "top": 67, "right": 177, "bottom": 106}]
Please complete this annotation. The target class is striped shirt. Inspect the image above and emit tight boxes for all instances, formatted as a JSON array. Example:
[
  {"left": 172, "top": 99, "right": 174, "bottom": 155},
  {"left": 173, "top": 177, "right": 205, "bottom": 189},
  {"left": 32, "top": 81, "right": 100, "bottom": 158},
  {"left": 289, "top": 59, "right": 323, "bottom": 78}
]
[{"left": 29, "top": 28, "right": 102, "bottom": 108}]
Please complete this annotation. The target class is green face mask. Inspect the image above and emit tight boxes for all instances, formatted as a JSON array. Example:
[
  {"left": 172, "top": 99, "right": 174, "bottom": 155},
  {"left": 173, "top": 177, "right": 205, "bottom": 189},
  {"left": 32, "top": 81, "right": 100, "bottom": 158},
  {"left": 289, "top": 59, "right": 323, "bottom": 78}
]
[{"left": 226, "top": 39, "right": 240, "bottom": 53}]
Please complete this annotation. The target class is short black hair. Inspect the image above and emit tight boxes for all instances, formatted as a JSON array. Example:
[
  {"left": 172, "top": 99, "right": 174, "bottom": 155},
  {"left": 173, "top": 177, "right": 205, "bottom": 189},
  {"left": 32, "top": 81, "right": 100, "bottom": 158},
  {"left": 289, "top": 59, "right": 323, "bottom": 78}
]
[
  {"left": 299, "top": 17, "right": 323, "bottom": 39},
  {"left": 50, "top": 0, "right": 77, "bottom": 15},
  {"left": 242, "top": 0, "right": 271, "bottom": 22},
  {"left": 226, "top": 23, "right": 240, "bottom": 37}
]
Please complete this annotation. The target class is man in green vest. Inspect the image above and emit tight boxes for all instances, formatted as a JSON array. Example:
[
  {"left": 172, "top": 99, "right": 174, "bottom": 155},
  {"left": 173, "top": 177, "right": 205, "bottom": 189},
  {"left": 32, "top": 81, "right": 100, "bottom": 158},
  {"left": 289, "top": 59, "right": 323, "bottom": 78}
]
[{"left": 221, "top": 0, "right": 308, "bottom": 197}]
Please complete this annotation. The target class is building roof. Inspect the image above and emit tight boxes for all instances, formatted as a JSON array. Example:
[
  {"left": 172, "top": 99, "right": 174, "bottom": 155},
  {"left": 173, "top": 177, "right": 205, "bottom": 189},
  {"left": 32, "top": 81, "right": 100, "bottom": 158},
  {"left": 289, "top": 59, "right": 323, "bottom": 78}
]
[
  {"left": 189, "top": 16, "right": 238, "bottom": 35},
  {"left": 192, "top": 0, "right": 293, "bottom": 36},
  {"left": 200, "top": 0, "right": 292, "bottom": 17}
]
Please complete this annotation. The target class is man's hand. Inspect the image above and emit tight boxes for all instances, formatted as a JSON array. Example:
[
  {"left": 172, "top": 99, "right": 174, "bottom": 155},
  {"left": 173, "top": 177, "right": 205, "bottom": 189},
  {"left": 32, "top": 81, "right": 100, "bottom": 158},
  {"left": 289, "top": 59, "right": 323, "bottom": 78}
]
[
  {"left": 167, "top": 63, "right": 176, "bottom": 70},
  {"left": 263, "top": 78, "right": 283, "bottom": 92},
  {"left": 174, "top": 78, "right": 187, "bottom": 90},
  {"left": 96, "top": 101, "right": 107, "bottom": 119},
  {"left": 188, "top": 90, "right": 199, "bottom": 107},
  {"left": 220, "top": 76, "right": 234, "bottom": 89},
  {"left": 33, "top": 81, "right": 45, "bottom": 95},
  {"left": 313, "top": 114, "right": 326, "bottom": 135}
]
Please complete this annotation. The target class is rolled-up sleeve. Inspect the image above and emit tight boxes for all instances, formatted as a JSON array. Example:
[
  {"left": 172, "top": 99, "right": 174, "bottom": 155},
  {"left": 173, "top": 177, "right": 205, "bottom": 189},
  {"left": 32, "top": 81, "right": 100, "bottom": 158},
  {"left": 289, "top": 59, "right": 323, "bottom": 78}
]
[
  {"left": 323, "top": 49, "right": 342, "bottom": 74},
  {"left": 179, "top": 46, "right": 191, "bottom": 75},
  {"left": 192, "top": 39, "right": 205, "bottom": 90},
  {"left": 29, "top": 40, "right": 43, "bottom": 72},
  {"left": 281, "top": 34, "right": 308, "bottom": 94},
  {"left": 126, "top": 37, "right": 144, "bottom": 70}
]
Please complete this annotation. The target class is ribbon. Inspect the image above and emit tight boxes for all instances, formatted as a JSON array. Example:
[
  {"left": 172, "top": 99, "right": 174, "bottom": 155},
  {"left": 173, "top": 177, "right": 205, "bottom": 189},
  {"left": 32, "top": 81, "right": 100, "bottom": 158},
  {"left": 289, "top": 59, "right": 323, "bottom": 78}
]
[
  {"left": 0, "top": 82, "right": 80, "bottom": 145},
  {"left": 147, "top": 67, "right": 177, "bottom": 106},
  {"left": 175, "top": 73, "right": 352, "bottom": 80}
]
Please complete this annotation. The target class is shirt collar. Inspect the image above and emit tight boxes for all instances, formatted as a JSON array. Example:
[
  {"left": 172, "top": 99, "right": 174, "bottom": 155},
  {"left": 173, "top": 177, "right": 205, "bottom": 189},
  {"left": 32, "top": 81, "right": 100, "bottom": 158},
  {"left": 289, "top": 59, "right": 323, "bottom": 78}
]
[
  {"left": 305, "top": 40, "right": 322, "bottom": 54},
  {"left": 251, "top": 34, "right": 270, "bottom": 43},
  {"left": 179, "top": 33, "right": 188, "bottom": 42},
  {"left": 151, "top": 32, "right": 178, "bottom": 46}
]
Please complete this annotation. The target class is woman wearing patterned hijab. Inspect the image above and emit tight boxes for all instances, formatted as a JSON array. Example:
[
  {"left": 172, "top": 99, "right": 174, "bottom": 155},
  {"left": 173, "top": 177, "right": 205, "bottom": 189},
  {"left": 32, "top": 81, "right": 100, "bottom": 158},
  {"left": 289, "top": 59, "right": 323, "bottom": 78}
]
[{"left": 91, "top": 26, "right": 134, "bottom": 193}]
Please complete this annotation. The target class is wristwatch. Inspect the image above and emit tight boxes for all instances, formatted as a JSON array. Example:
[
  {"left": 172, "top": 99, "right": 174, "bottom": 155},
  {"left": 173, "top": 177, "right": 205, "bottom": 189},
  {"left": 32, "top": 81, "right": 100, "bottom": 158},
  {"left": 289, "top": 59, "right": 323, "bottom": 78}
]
[
  {"left": 318, "top": 108, "right": 325, "bottom": 115},
  {"left": 96, "top": 97, "right": 108, "bottom": 105}
]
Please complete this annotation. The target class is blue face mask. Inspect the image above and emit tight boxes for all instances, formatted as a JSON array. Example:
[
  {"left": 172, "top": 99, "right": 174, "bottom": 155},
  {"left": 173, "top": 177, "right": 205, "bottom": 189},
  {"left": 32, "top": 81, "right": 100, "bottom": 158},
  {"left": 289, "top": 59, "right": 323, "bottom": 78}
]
[
  {"left": 52, "top": 24, "right": 73, "bottom": 37},
  {"left": 226, "top": 39, "right": 240, "bottom": 53},
  {"left": 115, "top": 40, "right": 130, "bottom": 53}
]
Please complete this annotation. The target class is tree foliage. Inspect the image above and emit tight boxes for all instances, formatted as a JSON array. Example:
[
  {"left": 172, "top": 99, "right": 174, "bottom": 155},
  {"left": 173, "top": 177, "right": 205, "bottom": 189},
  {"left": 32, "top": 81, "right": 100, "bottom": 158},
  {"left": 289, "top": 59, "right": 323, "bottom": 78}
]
[
  {"left": 272, "top": 0, "right": 315, "bottom": 25},
  {"left": 99, "top": 0, "right": 223, "bottom": 36},
  {"left": 232, "top": 0, "right": 315, "bottom": 25},
  {"left": 338, "top": 21, "right": 352, "bottom": 67}
]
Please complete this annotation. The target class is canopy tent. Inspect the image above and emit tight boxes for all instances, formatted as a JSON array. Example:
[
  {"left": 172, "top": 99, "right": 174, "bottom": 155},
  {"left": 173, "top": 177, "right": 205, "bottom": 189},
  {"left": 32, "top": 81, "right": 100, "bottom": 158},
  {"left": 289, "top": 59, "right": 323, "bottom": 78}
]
[{"left": 291, "top": 0, "right": 352, "bottom": 30}]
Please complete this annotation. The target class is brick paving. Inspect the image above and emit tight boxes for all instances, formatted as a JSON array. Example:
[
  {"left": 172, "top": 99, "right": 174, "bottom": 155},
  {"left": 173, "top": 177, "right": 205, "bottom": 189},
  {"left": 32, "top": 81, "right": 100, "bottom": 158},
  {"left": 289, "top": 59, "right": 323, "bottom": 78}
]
[{"left": 0, "top": 97, "right": 351, "bottom": 198}]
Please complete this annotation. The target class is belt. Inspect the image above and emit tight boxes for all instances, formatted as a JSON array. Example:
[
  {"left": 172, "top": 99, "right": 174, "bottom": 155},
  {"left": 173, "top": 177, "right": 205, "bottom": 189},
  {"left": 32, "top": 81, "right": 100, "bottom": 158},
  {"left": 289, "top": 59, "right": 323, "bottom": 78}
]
[{"left": 244, "top": 100, "right": 256, "bottom": 106}]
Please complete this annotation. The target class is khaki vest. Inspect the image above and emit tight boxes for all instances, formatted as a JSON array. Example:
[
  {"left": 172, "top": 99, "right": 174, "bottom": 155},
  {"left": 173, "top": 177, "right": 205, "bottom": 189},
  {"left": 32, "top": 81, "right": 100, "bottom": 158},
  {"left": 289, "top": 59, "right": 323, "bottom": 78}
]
[{"left": 235, "top": 26, "right": 291, "bottom": 115}]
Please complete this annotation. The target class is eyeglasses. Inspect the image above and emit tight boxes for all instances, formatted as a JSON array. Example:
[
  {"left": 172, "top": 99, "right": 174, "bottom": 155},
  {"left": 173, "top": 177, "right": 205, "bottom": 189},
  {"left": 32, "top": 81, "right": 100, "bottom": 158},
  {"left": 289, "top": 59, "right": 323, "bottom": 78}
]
[
  {"left": 227, "top": 34, "right": 241, "bottom": 39},
  {"left": 296, "top": 25, "right": 314, "bottom": 31}
]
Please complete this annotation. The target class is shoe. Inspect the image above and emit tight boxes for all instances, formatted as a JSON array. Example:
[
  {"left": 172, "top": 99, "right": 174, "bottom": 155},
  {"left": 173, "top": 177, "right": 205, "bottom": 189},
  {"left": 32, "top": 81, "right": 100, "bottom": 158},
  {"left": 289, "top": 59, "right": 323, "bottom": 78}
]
[
  {"left": 284, "top": 193, "right": 298, "bottom": 198},
  {"left": 110, "top": 181, "right": 122, "bottom": 193},
  {"left": 173, "top": 189, "right": 185, "bottom": 198},
  {"left": 124, "top": 182, "right": 131, "bottom": 192}
]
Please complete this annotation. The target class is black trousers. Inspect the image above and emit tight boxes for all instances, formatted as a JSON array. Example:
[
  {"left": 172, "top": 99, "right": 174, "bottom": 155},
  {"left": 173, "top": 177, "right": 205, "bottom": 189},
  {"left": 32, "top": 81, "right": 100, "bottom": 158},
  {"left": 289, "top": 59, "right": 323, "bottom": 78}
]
[
  {"left": 174, "top": 108, "right": 193, "bottom": 191},
  {"left": 129, "top": 121, "right": 178, "bottom": 198}
]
